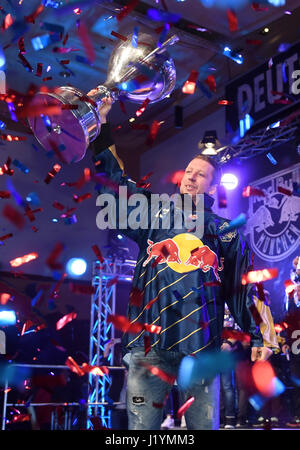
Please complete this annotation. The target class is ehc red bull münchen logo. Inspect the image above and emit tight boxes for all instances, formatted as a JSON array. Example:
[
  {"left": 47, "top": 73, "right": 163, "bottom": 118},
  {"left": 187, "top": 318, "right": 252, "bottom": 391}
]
[
  {"left": 244, "top": 164, "right": 300, "bottom": 262},
  {"left": 143, "top": 233, "right": 224, "bottom": 281}
]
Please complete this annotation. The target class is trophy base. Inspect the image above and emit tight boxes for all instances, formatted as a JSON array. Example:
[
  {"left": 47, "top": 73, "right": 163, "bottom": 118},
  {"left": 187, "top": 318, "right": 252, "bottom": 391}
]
[{"left": 27, "top": 91, "right": 94, "bottom": 164}]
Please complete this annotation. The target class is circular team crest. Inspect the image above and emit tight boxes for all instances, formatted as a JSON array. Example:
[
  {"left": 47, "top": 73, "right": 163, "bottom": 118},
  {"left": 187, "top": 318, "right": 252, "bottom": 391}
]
[{"left": 244, "top": 165, "right": 300, "bottom": 262}]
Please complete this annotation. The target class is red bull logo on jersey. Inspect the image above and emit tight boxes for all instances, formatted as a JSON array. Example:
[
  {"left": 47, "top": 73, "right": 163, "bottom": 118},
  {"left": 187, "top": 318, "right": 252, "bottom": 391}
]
[{"left": 143, "top": 233, "right": 224, "bottom": 279}]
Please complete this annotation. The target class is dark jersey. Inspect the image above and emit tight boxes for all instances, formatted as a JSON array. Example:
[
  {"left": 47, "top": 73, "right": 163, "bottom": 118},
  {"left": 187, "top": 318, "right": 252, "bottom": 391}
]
[{"left": 91, "top": 125, "right": 264, "bottom": 356}]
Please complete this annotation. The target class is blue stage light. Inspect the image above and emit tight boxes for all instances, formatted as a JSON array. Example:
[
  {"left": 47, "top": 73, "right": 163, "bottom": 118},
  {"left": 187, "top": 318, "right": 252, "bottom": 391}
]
[
  {"left": 66, "top": 258, "right": 87, "bottom": 277},
  {"left": 0, "top": 310, "right": 16, "bottom": 327}
]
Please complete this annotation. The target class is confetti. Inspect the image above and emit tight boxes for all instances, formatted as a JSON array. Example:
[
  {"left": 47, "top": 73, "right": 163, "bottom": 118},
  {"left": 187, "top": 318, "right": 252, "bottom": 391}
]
[
  {"left": 277, "top": 186, "right": 292, "bottom": 196},
  {"left": 177, "top": 396, "right": 195, "bottom": 419},
  {"left": 77, "top": 21, "right": 96, "bottom": 62},
  {"left": 117, "top": 0, "right": 140, "bottom": 22},
  {"left": 110, "top": 30, "right": 127, "bottom": 41},
  {"left": 0, "top": 233, "right": 13, "bottom": 243},
  {"left": 129, "top": 287, "right": 144, "bottom": 307},
  {"left": 221, "top": 329, "right": 250, "bottom": 343},
  {"left": 241, "top": 268, "right": 278, "bottom": 285},
  {"left": 25, "top": 4, "right": 45, "bottom": 24},
  {"left": 147, "top": 120, "right": 161, "bottom": 145},
  {"left": 12, "top": 159, "right": 29, "bottom": 174},
  {"left": 9, "top": 252, "right": 38, "bottom": 267},
  {"left": 0, "top": 191, "right": 10, "bottom": 199},
  {"left": 73, "top": 193, "right": 92, "bottom": 203},
  {"left": 242, "top": 186, "right": 265, "bottom": 197},
  {"left": 46, "top": 242, "right": 64, "bottom": 270},
  {"left": 3, "top": 204, "right": 25, "bottom": 229},
  {"left": 144, "top": 334, "right": 151, "bottom": 356},
  {"left": 217, "top": 185, "right": 227, "bottom": 208},
  {"left": 136, "top": 98, "right": 150, "bottom": 117},
  {"left": 182, "top": 70, "right": 198, "bottom": 95},
  {"left": 44, "top": 163, "right": 62, "bottom": 184},
  {"left": 140, "top": 362, "right": 176, "bottom": 385},
  {"left": 52, "top": 201, "right": 65, "bottom": 211},
  {"left": 65, "top": 356, "right": 85, "bottom": 376},
  {"left": 92, "top": 244, "right": 104, "bottom": 263},
  {"left": 132, "top": 26, "right": 139, "bottom": 48},
  {"left": 204, "top": 75, "right": 216, "bottom": 93},
  {"left": 227, "top": 9, "right": 238, "bottom": 33},
  {"left": 69, "top": 283, "right": 96, "bottom": 295},
  {"left": 56, "top": 311, "right": 77, "bottom": 330}
]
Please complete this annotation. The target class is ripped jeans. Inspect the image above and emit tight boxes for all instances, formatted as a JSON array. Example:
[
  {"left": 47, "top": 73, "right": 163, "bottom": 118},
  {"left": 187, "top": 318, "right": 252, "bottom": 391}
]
[{"left": 125, "top": 347, "right": 220, "bottom": 430}]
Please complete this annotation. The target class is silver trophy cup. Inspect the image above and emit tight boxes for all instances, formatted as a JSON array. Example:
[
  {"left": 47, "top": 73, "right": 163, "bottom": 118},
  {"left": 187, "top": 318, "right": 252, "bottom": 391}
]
[{"left": 28, "top": 32, "right": 178, "bottom": 163}]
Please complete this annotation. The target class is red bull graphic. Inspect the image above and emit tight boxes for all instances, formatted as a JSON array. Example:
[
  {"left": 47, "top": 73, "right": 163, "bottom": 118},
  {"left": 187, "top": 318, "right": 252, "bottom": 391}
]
[
  {"left": 143, "top": 239, "right": 182, "bottom": 267},
  {"left": 185, "top": 246, "right": 224, "bottom": 281},
  {"left": 143, "top": 234, "right": 224, "bottom": 280}
]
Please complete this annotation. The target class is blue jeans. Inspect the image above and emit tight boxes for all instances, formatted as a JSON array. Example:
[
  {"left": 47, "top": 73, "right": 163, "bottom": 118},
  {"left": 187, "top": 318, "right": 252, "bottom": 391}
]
[
  {"left": 220, "top": 371, "right": 236, "bottom": 419},
  {"left": 126, "top": 347, "right": 220, "bottom": 430}
]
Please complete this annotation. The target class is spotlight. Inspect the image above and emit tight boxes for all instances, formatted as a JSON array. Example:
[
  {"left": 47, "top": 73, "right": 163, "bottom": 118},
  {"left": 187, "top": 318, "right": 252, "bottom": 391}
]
[
  {"left": 66, "top": 258, "right": 87, "bottom": 277},
  {"left": 221, "top": 173, "right": 238, "bottom": 190},
  {"left": 0, "top": 309, "right": 16, "bottom": 327},
  {"left": 198, "top": 130, "right": 220, "bottom": 155}
]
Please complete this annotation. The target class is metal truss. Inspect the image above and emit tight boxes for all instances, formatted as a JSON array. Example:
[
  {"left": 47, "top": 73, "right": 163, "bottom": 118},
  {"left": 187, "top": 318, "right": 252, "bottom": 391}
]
[
  {"left": 87, "top": 258, "right": 136, "bottom": 429},
  {"left": 216, "top": 113, "right": 300, "bottom": 164}
]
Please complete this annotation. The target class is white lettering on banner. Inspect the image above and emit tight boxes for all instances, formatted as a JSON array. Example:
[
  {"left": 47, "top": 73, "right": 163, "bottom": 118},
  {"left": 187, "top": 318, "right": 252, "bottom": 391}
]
[{"left": 236, "top": 51, "right": 300, "bottom": 120}]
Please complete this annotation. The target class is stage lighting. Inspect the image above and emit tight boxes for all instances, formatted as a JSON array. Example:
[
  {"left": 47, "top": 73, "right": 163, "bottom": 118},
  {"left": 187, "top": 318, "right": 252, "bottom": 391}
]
[
  {"left": 198, "top": 130, "right": 220, "bottom": 155},
  {"left": 221, "top": 173, "right": 238, "bottom": 190},
  {"left": 66, "top": 258, "right": 87, "bottom": 277},
  {"left": 0, "top": 309, "right": 16, "bottom": 327}
]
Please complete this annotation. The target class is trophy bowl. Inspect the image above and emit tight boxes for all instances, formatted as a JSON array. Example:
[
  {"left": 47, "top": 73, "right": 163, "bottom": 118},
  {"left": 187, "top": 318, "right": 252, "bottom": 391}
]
[{"left": 27, "top": 31, "right": 178, "bottom": 163}]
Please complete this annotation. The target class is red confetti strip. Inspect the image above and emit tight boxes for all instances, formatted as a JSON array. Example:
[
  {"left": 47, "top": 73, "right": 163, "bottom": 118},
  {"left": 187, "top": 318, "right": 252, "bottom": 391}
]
[
  {"left": 0, "top": 233, "right": 13, "bottom": 242},
  {"left": 69, "top": 283, "right": 96, "bottom": 295},
  {"left": 9, "top": 252, "right": 38, "bottom": 267},
  {"left": 19, "top": 104, "right": 61, "bottom": 118},
  {"left": 52, "top": 201, "right": 65, "bottom": 211},
  {"left": 144, "top": 323, "right": 161, "bottom": 334},
  {"left": 129, "top": 287, "right": 144, "bottom": 307},
  {"left": 242, "top": 186, "right": 265, "bottom": 197},
  {"left": 145, "top": 296, "right": 159, "bottom": 310},
  {"left": 116, "top": 0, "right": 140, "bottom": 22},
  {"left": 50, "top": 272, "right": 67, "bottom": 299},
  {"left": 251, "top": 2, "right": 268, "bottom": 12},
  {"left": 140, "top": 362, "right": 176, "bottom": 385},
  {"left": 18, "top": 52, "right": 33, "bottom": 72},
  {"left": 92, "top": 244, "right": 104, "bottom": 263},
  {"left": 81, "top": 363, "right": 109, "bottom": 376},
  {"left": 147, "top": 120, "right": 161, "bottom": 145},
  {"left": 77, "top": 21, "right": 96, "bottom": 62},
  {"left": 18, "top": 37, "right": 26, "bottom": 54},
  {"left": 136, "top": 171, "right": 153, "bottom": 188},
  {"left": 111, "top": 30, "right": 127, "bottom": 41},
  {"left": 56, "top": 311, "right": 77, "bottom": 330},
  {"left": 106, "top": 276, "right": 119, "bottom": 288},
  {"left": 284, "top": 279, "right": 295, "bottom": 294},
  {"left": 144, "top": 334, "right": 151, "bottom": 356},
  {"left": 0, "top": 191, "right": 10, "bottom": 198},
  {"left": 227, "top": 9, "right": 238, "bottom": 33},
  {"left": 52, "top": 47, "right": 80, "bottom": 53},
  {"left": 44, "top": 163, "right": 62, "bottom": 184},
  {"left": 136, "top": 98, "right": 150, "bottom": 117},
  {"left": 25, "top": 4, "right": 44, "bottom": 23},
  {"left": 0, "top": 134, "right": 26, "bottom": 142},
  {"left": 217, "top": 184, "right": 227, "bottom": 208},
  {"left": 107, "top": 314, "right": 143, "bottom": 334},
  {"left": 73, "top": 193, "right": 92, "bottom": 203},
  {"left": 222, "top": 329, "right": 250, "bottom": 343},
  {"left": 65, "top": 356, "right": 85, "bottom": 376},
  {"left": 3, "top": 204, "right": 25, "bottom": 229},
  {"left": 204, "top": 75, "right": 216, "bottom": 93},
  {"left": 182, "top": 70, "right": 198, "bottom": 95},
  {"left": 278, "top": 186, "right": 292, "bottom": 196},
  {"left": 241, "top": 268, "right": 278, "bottom": 285},
  {"left": 177, "top": 396, "right": 195, "bottom": 419},
  {"left": 249, "top": 303, "right": 263, "bottom": 325},
  {"left": 46, "top": 242, "right": 64, "bottom": 270},
  {"left": 36, "top": 63, "right": 43, "bottom": 77},
  {"left": 218, "top": 99, "right": 233, "bottom": 105}
]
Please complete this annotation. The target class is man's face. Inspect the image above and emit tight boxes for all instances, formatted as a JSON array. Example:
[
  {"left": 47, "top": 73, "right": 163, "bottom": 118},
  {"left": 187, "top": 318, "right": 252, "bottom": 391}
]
[{"left": 180, "top": 157, "right": 216, "bottom": 197}]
